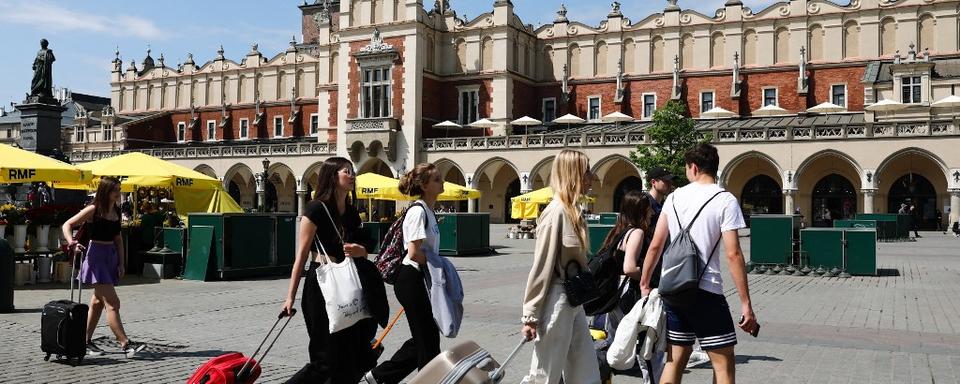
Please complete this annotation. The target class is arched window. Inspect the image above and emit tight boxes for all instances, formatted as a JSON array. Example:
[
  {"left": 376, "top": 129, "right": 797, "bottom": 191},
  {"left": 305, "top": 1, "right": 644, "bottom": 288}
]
[
  {"left": 623, "top": 39, "right": 636, "bottom": 74},
  {"left": 919, "top": 14, "right": 935, "bottom": 52},
  {"left": 394, "top": 0, "right": 401, "bottom": 21},
  {"left": 651, "top": 36, "right": 664, "bottom": 72},
  {"left": 351, "top": 0, "right": 361, "bottom": 27},
  {"left": 178, "top": 81, "right": 188, "bottom": 108},
  {"left": 775, "top": 27, "right": 790, "bottom": 64},
  {"left": 541, "top": 46, "right": 555, "bottom": 81},
  {"left": 239, "top": 75, "right": 248, "bottom": 103},
  {"left": 681, "top": 34, "right": 694, "bottom": 69},
  {"left": 255, "top": 74, "right": 264, "bottom": 100},
  {"left": 809, "top": 25, "right": 824, "bottom": 61},
  {"left": 372, "top": 0, "right": 383, "bottom": 24},
  {"left": 297, "top": 69, "right": 308, "bottom": 98},
  {"left": 710, "top": 32, "right": 725, "bottom": 68},
  {"left": 843, "top": 21, "right": 860, "bottom": 59},
  {"left": 481, "top": 36, "right": 494, "bottom": 71},
  {"left": 278, "top": 71, "right": 287, "bottom": 100},
  {"left": 881, "top": 17, "right": 897, "bottom": 56},
  {"left": 456, "top": 39, "right": 467, "bottom": 73},
  {"left": 595, "top": 41, "right": 608, "bottom": 76},
  {"left": 743, "top": 29, "right": 757, "bottom": 65},
  {"left": 569, "top": 44, "right": 581, "bottom": 77}
]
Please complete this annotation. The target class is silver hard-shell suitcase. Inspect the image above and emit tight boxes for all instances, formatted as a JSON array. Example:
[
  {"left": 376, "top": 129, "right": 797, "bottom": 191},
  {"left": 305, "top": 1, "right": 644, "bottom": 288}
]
[{"left": 408, "top": 339, "right": 526, "bottom": 384}]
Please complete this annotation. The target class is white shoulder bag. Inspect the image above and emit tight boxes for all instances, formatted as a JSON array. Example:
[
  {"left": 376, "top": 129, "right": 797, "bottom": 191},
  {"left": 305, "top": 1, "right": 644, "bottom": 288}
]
[{"left": 314, "top": 202, "right": 371, "bottom": 333}]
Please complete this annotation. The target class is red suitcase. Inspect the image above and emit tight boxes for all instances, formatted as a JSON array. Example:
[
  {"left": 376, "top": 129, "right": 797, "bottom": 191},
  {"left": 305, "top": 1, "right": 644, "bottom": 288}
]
[{"left": 186, "top": 311, "right": 295, "bottom": 384}]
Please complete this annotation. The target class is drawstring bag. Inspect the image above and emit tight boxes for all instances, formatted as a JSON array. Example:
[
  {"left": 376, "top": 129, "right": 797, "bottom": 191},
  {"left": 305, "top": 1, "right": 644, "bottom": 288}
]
[{"left": 314, "top": 202, "right": 371, "bottom": 333}]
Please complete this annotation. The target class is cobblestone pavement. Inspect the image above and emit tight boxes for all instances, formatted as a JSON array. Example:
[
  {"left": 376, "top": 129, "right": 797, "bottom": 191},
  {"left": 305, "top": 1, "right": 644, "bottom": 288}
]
[{"left": 3, "top": 226, "right": 960, "bottom": 383}]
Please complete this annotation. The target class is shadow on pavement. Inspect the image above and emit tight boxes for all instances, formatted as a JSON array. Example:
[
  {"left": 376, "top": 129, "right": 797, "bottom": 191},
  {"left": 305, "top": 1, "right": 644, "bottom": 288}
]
[
  {"left": 734, "top": 354, "right": 783, "bottom": 364},
  {"left": 14, "top": 277, "right": 161, "bottom": 291},
  {"left": 134, "top": 349, "right": 230, "bottom": 362},
  {"left": 876, "top": 268, "right": 901, "bottom": 277}
]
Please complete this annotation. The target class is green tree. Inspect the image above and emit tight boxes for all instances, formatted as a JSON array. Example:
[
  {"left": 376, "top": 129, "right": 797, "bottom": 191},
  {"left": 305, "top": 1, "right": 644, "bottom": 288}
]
[{"left": 629, "top": 100, "right": 711, "bottom": 186}]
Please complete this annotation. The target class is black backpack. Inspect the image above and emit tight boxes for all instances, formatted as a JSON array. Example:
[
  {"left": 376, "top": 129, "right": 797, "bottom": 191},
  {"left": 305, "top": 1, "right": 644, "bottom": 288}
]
[
  {"left": 658, "top": 191, "right": 726, "bottom": 310},
  {"left": 583, "top": 228, "right": 635, "bottom": 316}
]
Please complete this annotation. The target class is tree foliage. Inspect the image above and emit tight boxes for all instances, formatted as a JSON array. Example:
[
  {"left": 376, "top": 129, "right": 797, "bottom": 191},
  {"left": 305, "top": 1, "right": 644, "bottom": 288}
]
[{"left": 629, "top": 100, "right": 711, "bottom": 186}]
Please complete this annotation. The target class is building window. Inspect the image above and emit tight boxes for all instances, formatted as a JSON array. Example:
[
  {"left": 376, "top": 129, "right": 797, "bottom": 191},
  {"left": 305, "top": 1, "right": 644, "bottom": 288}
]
[
  {"left": 76, "top": 126, "right": 85, "bottom": 143},
  {"left": 177, "top": 122, "right": 186, "bottom": 142},
  {"left": 239, "top": 119, "right": 249, "bottom": 139},
  {"left": 902, "top": 76, "right": 922, "bottom": 104},
  {"left": 310, "top": 114, "right": 319, "bottom": 136},
  {"left": 458, "top": 89, "right": 479, "bottom": 124},
  {"left": 207, "top": 120, "right": 216, "bottom": 141},
  {"left": 642, "top": 93, "right": 657, "bottom": 119},
  {"left": 361, "top": 66, "right": 391, "bottom": 118},
  {"left": 102, "top": 125, "right": 112, "bottom": 142},
  {"left": 273, "top": 116, "right": 284, "bottom": 138},
  {"left": 588, "top": 96, "right": 601, "bottom": 121},
  {"left": 763, "top": 88, "right": 778, "bottom": 107},
  {"left": 542, "top": 98, "right": 557, "bottom": 123},
  {"left": 831, "top": 85, "right": 847, "bottom": 108},
  {"left": 700, "top": 91, "right": 715, "bottom": 113}
]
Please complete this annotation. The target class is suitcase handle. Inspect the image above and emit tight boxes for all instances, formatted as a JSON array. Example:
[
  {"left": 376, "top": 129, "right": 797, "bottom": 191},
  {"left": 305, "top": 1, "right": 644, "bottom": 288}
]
[
  {"left": 237, "top": 310, "right": 296, "bottom": 381},
  {"left": 490, "top": 338, "right": 528, "bottom": 383}
]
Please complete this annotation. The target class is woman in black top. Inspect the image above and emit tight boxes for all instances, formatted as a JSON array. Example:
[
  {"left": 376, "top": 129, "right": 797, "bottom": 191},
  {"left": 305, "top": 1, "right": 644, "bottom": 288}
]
[
  {"left": 62, "top": 177, "right": 146, "bottom": 358},
  {"left": 282, "top": 157, "right": 388, "bottom": 384}
]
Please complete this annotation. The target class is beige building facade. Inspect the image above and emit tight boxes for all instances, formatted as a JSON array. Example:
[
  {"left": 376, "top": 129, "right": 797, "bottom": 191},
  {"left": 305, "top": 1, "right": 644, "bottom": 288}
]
[{"left": 73, "top": 0, "right": 960, "bottom": 229}]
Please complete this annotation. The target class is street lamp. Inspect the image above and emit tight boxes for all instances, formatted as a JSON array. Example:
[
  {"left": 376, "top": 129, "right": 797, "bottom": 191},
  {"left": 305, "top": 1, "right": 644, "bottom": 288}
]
[{"left": 260, "top": 158, "right": 270, "bottom": 212}]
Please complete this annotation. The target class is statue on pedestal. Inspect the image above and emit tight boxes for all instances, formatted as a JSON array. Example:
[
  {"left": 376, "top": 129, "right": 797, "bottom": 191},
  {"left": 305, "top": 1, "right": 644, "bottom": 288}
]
[{"left": 29, "top": 39, "right": 56, "bottom": 102}]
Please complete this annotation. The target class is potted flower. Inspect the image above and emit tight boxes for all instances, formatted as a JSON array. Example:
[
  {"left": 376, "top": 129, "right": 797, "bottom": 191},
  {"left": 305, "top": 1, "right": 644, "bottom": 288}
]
[{"left": 1, "top": 204, "right": 28, "bottom": 252}]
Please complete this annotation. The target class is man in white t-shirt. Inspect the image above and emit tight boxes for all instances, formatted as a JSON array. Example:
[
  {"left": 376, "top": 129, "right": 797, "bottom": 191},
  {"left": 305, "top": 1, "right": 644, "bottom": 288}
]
[{"left": 640, "top": 143, "right": 758, "bottom": 384}]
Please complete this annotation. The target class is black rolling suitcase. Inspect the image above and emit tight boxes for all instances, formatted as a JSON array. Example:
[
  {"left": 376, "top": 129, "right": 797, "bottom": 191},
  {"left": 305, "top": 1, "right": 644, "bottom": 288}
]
[{"left": 41, "top": 249, "right": 88, "bottom": 365}]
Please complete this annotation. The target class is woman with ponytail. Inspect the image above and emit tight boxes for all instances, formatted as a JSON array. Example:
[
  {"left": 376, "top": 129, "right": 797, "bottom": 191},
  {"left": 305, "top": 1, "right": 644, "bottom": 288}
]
[
  {"left": 520, "top": 149, "right": 601, "bottom": 384},
  {"left": 366, "top": 163, "right": 463, "bottom": 384}
]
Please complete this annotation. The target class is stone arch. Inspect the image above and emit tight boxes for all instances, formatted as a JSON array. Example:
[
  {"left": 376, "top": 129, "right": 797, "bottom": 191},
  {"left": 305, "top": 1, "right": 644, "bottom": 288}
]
[
  {"left": 796, "top": 150, "right": 862, "bottom": 227},
  {"left": 681, "top": 34, "right": 694, "bottom": 69},
  {"left": 743, "top": 29, "right": 758, "bottom": 66},
  {"left": 775, "top": 27, "right": 790, "bottom": 64},
  {"left": 455, "top": 38, "right": 468, "bottom": 73},
  {"left": 721, "top": 151, "right": 784, "bottom": 217},
  {"left": 266, "top": 162, "right": 297, "bottom": 213},
  {"left": 844, "top": 20, "right": 860, "bottom": 59},
  {"left": 223, "top": 163, "right": 257, "bottom": 210},
  {"left": 721, "top": 151, "right": 784, "bottom": 188},
  {"left": 710, "top": 32, "right": 725, "bottom": 68},
  {"left": 434, "top": 158, "right": 466, "bottom": 185},
  {"left": 194, "top": 164, "right": 217, "bottom": 179},
  {"left": 358, "top": 156, "right": 395, "bottom": 177},
  {"left": 623, "top": 38, "right": 636, "bottom": 74},
  {"left": 875, "top": 148, "right": 949, "bottom": 225},
  {"left": 880, "top": 17, "right": 897, "bottom": 56},
  {"left": 919, "top": 13, "right": 936, "bottom": 52},
  {"left": 529, "top": 156, "right": 556, "bottom": 191},
  {"left": 474, "top": 157, "right": 521, "bottom": 223},
  {"left": 595, "top": 40, "right": 608, "bottom": 76},
  {"left": 568, "top": 43, "right": 581, "bottom": 78},
  {"left": 481, "top": 36, "right": 494, "bottom": 71},
  {"left": 541, "top": 46, "right": 555, "bottom": 81},
  {"left": 650, "top": 36, "right": 664, "bottom": 72},
  {"left": 592, "top": 155, "right": 642, "bottom": 213},
  {"left": 809, "top": 24, "right": 825, "bottom": 61}
]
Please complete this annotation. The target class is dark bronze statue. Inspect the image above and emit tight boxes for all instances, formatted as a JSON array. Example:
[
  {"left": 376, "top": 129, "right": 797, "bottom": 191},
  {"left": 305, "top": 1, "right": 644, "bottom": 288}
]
[{"left": 30, "top": 39, "right": 55, "bottom": 100}]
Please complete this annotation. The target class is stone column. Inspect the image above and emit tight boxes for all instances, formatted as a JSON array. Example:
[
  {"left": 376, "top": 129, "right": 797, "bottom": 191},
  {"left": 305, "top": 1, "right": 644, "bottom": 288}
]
[
  {"left": 520, "top": 172, "right": 532, "bottom": 194},
  {"left": 296, "top": 178, "right": 308, "bottom": 217},
  {"left": 255, "top": 173, "right": 266, "bottom": 212},
  {"left": 863, "top": 189, "right": 877, "bottom": 214},
  {"left": 466, "top": 173, "right": 477, "bottom": 213},
  {"left": 784, "top": 189, "right": 797, "bottom": 215},
  {"left": 951, "top": 189, "right": 960, "bottom": 227}
]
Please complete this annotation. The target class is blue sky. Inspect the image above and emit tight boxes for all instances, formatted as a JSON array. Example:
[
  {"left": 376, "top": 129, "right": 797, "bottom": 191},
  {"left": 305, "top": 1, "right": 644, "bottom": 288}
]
[{"left": 0, "top": 0, "right": 776, "bottom": 109}]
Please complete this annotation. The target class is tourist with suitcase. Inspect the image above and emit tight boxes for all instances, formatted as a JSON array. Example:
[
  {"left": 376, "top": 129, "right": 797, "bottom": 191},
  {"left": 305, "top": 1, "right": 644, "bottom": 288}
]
[
  {"left": 281, "top": 157, "right": 388, "bottom": 383},
  {"left": 520, "top": 150, "right": 602, "bottom": 384},
  {"left": 366, "top": 162, "right": 463, "bottom": 384},
  {"left": 60, "top": 177, "right": 145, "bottom": 358}
]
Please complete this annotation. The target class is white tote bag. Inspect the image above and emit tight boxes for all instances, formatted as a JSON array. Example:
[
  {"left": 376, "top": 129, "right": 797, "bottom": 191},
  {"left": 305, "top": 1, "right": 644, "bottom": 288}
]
[{"left": 314, "top": 202, "right": 371, "bottom": 333}]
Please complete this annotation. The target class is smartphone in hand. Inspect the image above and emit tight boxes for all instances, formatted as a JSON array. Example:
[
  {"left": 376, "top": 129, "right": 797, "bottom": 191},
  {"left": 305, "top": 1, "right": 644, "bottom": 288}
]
[{"left": 739, "top": 315, "right": 760, "bottom": 338}]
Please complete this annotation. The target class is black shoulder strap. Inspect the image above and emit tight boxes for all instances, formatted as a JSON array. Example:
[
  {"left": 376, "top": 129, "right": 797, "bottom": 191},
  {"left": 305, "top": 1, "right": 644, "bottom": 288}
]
[{"left": 674, "top": 190, "right": 725, "bottom": 233}]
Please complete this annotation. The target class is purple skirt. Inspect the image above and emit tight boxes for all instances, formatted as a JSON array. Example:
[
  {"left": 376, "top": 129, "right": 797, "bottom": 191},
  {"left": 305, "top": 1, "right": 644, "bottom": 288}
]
[{"left": 79, "top": 242, "right": 119, "bottom": 285}]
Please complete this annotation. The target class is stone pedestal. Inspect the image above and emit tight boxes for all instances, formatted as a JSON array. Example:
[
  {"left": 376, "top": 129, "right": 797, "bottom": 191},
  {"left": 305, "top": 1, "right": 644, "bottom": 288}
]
[{"left": 14, "top": 100, "right": 65, "bottom": 156}]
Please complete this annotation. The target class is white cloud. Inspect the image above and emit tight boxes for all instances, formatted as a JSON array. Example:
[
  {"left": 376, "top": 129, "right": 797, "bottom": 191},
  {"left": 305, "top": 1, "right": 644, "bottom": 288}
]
[{"left": 0, "top": 0, "right": 165, "bottom": 39}]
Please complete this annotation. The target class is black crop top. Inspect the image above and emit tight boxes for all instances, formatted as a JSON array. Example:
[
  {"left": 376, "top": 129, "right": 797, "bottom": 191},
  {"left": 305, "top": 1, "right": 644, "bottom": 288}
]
[
  {"left": 90, "top": 207, "right": 121, "bottom": 242},
  {"left": 304, "top": 200, "right": 366, "bottom": 262}
]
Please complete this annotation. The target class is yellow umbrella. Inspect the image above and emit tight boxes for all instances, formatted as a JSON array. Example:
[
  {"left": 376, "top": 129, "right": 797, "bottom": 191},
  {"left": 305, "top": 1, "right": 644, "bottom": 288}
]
[
  {"left": 60, "top": 152, "right": 222, "bottom": 192},
  {"left": 0, "top": 143, "right": 91, "bottom": 184},
  {"left": 438, "top": 182, "right": 480, "bottom": 201},
  {"left": 510, "top": 187, "right": 595, "bottom": 219},
  {"left": 355, "top": 173, "right": 406, "bottom": 201}
]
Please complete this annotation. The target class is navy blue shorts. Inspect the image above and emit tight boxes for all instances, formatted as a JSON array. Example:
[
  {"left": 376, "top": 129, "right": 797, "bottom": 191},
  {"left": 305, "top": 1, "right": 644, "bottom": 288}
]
[{"left": 664, "top": 289, "right": 737, "bottom": 350}]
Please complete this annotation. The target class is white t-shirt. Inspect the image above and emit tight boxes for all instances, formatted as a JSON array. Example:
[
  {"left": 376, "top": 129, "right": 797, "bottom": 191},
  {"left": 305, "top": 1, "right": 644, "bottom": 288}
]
[
  {"left": 401, "top": 200, "right": 440, "bottom": 269},
  {"left": 661, "top": 182, "right": 745, "bottom": 295}
]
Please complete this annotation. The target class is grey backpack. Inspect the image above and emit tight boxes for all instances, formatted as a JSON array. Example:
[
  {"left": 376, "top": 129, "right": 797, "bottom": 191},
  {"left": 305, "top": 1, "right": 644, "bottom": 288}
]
[{"left": 658, "top": 191, "right": 725, "bottom": 309}]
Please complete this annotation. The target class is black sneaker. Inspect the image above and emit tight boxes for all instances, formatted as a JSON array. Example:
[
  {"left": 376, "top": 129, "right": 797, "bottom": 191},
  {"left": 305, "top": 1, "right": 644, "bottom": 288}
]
[
  {"left": 122, "top": 340, "right": 146, "bottom": 358},
  {"left": 86, "top": 341, "right": 105, "bottom": 356}
]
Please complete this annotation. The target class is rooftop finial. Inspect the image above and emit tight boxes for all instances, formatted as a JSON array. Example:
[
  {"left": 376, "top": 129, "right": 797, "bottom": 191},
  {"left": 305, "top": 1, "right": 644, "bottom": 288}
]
[
  {"left": 216, "top": 45, "right": 225, "bottom": 60},
  {"left": 185, "top": 52, "right": 195, "bottom": 65},
  {"left": 666, "top": 0, "right": 680, "bottom": 11},
  {"left": 555, "top": 4, "right": 568, "bottom": 23}
]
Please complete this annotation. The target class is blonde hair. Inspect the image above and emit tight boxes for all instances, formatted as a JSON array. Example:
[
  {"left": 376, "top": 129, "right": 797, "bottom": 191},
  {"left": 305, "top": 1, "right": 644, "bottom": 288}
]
[{"left": 550, "top": 149, "right": 590, "bottom": 251}]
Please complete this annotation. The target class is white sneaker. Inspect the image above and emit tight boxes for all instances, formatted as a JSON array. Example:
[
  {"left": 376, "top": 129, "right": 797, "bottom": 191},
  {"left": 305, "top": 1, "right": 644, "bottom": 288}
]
[
  {"left": 363, "top": 371, "right": 378, "bottom": 384},
  {"left": 122, "top": 340, "right": 146, "bottom": 358}
]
